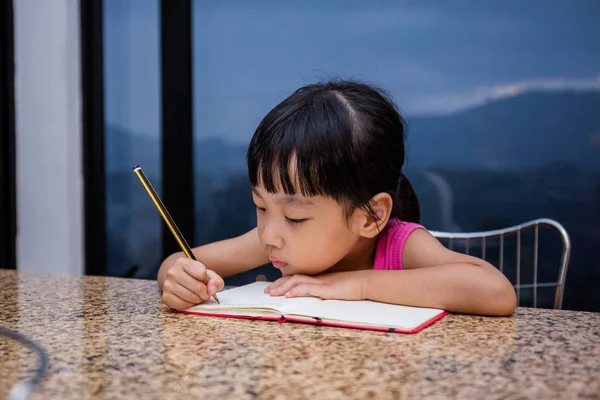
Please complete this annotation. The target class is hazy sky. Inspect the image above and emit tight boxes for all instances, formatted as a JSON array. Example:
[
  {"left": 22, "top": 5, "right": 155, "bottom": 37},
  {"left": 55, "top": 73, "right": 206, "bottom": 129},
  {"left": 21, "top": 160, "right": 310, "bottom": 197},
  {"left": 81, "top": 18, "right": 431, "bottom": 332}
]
[{"left": 104, "top": 0, "right": 600, "bottom": 142}]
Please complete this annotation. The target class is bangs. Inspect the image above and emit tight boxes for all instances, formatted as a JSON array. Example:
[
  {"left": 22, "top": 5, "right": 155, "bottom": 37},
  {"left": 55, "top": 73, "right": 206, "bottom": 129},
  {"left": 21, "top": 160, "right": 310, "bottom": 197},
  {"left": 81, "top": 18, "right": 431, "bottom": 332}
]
[{"left": 247, "top": 90, "right": 359, "bottom": 201}]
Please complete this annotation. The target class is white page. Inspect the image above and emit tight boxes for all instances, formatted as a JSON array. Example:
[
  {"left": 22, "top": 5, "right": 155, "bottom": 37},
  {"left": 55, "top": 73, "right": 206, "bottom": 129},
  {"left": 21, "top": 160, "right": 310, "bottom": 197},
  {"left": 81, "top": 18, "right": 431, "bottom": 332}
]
[
  {"left": 186, "top": 282, "right": 322, "bottom": 314},
  {"left": 291, "top": 299, "right": 444, "bottom": 330}
]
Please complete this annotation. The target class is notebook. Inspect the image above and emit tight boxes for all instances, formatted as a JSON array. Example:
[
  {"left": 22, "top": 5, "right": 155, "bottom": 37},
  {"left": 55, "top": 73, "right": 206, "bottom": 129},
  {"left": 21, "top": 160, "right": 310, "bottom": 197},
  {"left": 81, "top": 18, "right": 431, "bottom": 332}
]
[{"left": 176, "top": 282, "right": 447, "bottom": 334}]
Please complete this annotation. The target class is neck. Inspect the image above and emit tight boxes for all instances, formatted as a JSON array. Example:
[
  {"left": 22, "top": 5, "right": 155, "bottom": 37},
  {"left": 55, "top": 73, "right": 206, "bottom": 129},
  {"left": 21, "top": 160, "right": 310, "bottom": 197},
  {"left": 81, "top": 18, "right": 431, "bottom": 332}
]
[{"left": 327, "top": 236, "right": 378, "bottom": 273}]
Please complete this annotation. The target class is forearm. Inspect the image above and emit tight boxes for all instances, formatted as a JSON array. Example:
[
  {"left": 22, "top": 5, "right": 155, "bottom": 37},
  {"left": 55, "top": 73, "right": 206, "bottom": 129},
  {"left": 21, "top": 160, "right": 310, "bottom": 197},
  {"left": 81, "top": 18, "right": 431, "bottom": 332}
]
[{"left": 362, "top": 264, "right": 517, "bottom": 316}]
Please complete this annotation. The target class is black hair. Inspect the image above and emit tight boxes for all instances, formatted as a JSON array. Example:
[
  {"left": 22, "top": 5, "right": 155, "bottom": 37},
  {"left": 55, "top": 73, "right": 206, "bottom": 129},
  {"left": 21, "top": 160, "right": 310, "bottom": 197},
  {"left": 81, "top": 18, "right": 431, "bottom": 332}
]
[{"left": 247, "top": 80, "right": 420, "bottom": 223}]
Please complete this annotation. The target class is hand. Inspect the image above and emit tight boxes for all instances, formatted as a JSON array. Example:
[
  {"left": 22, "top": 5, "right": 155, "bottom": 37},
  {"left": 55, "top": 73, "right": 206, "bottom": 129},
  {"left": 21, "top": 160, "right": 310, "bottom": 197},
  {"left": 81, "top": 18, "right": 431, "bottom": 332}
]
[
  {"left": 264, "top": 271, "right": 367, "bottom": 301},
  {"left": 162, "top": 257, "right": 224, "bottom": 309}
]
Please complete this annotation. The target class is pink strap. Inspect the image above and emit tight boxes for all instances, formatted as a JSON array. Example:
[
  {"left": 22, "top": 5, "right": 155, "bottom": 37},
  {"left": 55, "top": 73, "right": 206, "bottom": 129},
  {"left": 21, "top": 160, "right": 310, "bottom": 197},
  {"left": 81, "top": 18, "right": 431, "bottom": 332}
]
[{"left": 374, "top": 219, "right": 425, "bottom": 270}]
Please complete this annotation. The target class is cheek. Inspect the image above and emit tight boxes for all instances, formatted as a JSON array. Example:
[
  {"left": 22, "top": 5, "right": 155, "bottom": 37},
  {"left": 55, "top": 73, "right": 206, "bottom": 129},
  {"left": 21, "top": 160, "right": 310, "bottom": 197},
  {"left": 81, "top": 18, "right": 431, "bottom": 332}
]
[
  {"left": 326, "top": 228, "right": 356, "bottom": 252},
  {"left": 324, "top": 223, "right": 359, "bottom": 255},
  {"left": 295, "top": 224, "right": 356, "bottom": 263},
  {"left": 256, "top": 215, "right": 265, "bottom": 237}
]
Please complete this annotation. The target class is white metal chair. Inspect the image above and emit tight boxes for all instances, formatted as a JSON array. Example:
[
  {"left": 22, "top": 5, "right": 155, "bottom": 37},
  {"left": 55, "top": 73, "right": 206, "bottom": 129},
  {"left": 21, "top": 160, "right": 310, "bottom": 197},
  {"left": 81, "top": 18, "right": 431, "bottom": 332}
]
[{"left": 430, "top": 218, "right": 571, "bottom": 309}]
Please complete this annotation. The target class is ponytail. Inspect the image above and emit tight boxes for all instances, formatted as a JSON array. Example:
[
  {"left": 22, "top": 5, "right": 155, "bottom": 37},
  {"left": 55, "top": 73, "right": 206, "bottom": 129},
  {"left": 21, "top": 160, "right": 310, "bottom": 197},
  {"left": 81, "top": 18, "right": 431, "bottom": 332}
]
[{"left": 391, "top": 173, "right": 420, "bottom": 223}]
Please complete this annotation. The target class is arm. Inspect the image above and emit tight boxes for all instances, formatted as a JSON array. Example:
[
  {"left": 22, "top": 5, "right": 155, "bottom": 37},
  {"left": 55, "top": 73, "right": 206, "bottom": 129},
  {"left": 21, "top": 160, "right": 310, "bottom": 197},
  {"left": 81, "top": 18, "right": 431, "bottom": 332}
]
[
  {"left": 267, "top": 229, "right": 516, "bottom": 317},
  {"left": 158, "top": 227, "right": 269, "bottom": 289},
  {"left": 363, "top": 229, "right": 517, "bottom": 316}
]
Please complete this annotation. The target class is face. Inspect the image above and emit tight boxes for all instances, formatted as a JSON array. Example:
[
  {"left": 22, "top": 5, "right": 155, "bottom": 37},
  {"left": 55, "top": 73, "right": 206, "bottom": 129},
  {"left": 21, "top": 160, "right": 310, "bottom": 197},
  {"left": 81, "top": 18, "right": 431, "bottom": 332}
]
[{"left": 252, "top": 185, "right": 364, "bottom": 276}]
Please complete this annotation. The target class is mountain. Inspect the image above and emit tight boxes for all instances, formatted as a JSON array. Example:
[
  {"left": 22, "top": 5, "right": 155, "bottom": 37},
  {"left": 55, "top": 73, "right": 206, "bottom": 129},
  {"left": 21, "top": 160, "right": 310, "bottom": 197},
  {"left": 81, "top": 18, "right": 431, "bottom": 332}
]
[
  {"left": 105, "top": 126, "right": 247, "bottom": 176},
  {"left": 407, "top": 90, "right": 600, "bottom": 170},
  {"left": 105, "top": 125, "right": 160, "bottom": 174},
  {"left": 106, "top": 90, "right": 600, "bottom": 174},
  {"left": 193, "top": 137, "right": 247, "bottom": 176}
]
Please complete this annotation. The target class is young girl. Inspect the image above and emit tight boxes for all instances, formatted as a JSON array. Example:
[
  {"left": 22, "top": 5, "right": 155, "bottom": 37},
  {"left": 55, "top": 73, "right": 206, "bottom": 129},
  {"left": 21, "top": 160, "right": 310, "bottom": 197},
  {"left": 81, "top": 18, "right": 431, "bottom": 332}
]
[{"left": 158, "top": 80, "right": 517, "bottom": 316}]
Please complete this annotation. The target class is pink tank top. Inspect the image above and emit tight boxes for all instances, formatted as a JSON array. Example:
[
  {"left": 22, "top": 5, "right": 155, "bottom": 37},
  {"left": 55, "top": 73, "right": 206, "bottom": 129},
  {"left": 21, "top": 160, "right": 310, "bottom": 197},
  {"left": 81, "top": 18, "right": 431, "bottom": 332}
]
[{"left": 373, "top": 218, "right": 425, "bottom": 270}]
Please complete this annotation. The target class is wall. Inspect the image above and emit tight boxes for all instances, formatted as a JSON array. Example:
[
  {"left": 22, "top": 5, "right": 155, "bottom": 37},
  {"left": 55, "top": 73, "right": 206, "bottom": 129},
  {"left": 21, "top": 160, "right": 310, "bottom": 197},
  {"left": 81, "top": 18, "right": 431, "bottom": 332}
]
[{"left": 13, "top": 0, "right": 83, "bottom": 275}]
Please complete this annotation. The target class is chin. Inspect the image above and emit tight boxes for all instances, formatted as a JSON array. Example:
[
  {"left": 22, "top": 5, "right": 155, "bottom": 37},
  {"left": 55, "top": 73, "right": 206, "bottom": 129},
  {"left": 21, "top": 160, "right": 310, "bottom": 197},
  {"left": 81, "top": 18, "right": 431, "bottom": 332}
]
[
  {"left": 279, "top": 267, "right": 300, "bottom": 277},
  {"left": 287, "top": 267, "right": 329, "bottom": 277}
]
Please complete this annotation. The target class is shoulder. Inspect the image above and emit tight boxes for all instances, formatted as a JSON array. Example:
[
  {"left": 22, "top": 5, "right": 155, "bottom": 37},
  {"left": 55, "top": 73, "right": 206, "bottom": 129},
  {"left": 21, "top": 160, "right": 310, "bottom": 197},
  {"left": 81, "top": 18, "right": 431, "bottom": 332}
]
[
  {"left": 382, "top": 219, "right": 427, "bottom": 249},
  {"left": 402, "top": 227, "right": 480, "bottom": 270},
  {"left": 373, "top": 218, "right": 426, "bottom": 270}
]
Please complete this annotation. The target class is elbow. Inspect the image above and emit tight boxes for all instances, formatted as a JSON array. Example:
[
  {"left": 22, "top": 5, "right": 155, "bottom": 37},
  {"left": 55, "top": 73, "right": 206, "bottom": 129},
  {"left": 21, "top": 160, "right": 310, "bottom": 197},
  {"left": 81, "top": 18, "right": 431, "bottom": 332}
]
[
  {"left": 478, "top": 261, "right": 517, "bottom": 316},
  {"left": 460, "top": 267, "right": 517, "bottom": 317},
  {"left": 491, "top": 279, "right": 517, "bottom": 317}
]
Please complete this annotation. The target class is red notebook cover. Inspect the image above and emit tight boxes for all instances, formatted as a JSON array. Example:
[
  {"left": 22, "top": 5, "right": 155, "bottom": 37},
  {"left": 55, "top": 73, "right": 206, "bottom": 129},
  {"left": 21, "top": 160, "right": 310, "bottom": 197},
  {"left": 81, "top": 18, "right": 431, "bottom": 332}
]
[{"left": 175, "top": 309, "right": 448, "bottom": 334}]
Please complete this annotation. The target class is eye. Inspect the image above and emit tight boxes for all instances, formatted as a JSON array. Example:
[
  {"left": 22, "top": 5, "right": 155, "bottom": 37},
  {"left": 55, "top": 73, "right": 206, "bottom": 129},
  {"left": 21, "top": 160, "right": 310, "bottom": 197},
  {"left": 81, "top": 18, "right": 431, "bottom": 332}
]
[
  {"left": 255, "top": 206, "right": 266, "bottom": 212},
  {"left": 286, "top": 217, "right": 308, "bottom": 225}
]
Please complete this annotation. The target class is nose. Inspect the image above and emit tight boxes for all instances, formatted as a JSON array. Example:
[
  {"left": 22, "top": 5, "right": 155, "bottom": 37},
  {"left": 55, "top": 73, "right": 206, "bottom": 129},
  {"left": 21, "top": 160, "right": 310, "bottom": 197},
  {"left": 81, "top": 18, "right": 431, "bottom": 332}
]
[{"left": 261, "top": 221, "right": 284, "bottom": 249}]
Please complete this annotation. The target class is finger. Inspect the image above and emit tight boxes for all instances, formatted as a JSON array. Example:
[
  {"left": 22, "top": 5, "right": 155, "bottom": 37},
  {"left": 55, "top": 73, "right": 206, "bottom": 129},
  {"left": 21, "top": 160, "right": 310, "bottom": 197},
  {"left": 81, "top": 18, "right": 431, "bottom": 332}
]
[
  {"left": 285, "top": 283, "right": 326, "bottom": 299},
  {"left": 164, "top": 279, "right": 204, "bottom": 304},
  {"left": 162, "top": 289, "right": 196, "bottom": 310},
  {"left": 269, "top": 275, "right": 316, "bottom": 296},
  {"left": 206, "top": 270, "right": 225, "bottom": 296},
  {"left": 181, "top": 259, "right": 208, "bottom": 282},
  {"left": 265, "top": 276, "right": 291, "bottom": 293},
  {"left": 177, "top": 270, "right": 209, "bottom": 300}
]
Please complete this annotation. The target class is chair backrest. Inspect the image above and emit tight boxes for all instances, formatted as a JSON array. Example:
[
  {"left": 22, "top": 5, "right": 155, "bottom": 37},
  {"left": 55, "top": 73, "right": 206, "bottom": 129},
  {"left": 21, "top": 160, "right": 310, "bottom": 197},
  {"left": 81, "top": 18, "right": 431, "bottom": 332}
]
[{"left": 430, "top": 218, "right": 571, "bottom": 309}]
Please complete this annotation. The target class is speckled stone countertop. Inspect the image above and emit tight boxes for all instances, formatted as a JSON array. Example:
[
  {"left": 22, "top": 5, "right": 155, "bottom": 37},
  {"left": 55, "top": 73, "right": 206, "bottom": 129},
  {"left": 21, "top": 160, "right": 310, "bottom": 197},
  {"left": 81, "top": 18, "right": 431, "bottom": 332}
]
[{"left": 0, "top": 270, "right": 598, "bottom": 399}]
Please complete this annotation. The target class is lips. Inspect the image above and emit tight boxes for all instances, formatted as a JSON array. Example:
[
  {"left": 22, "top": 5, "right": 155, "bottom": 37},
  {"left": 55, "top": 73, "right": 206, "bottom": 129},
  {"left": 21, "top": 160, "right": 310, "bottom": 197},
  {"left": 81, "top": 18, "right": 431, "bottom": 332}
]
[{"left": 269, "top": 256, "right": 288, "bottom": 269}]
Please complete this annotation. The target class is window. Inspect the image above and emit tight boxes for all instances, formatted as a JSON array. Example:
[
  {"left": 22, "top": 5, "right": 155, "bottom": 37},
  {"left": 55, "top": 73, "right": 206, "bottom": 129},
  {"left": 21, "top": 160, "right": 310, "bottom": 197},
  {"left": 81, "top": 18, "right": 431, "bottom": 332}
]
[
  {"left": 191, "top": 1, "right": 600, "bottom": 308},
  {"left": 103, "top": 0, "right": 162, "bottom": 277},
  {"left": 91, "top": 1, "right": 599, "bottom": 310}
]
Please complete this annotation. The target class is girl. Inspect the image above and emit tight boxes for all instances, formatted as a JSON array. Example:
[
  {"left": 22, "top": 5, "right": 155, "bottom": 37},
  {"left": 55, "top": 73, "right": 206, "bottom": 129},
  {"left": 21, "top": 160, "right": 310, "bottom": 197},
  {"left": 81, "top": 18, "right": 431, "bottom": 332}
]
[{"left": 158, "top": 80, "right": 517, "bottom": 316}]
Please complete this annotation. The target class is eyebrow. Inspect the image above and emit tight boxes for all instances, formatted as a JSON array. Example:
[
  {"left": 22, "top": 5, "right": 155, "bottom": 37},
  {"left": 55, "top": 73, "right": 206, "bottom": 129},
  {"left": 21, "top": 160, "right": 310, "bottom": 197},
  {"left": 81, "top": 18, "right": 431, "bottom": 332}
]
[{"left": 252, "top": 188, "right": 314, "bottom": 206}]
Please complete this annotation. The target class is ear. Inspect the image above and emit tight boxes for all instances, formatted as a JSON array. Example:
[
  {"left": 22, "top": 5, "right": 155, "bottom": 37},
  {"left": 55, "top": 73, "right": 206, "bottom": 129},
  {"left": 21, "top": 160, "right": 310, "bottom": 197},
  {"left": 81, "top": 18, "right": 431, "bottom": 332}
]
[{"left": 356, "top": 192, "right": 393, "bottom": 238}]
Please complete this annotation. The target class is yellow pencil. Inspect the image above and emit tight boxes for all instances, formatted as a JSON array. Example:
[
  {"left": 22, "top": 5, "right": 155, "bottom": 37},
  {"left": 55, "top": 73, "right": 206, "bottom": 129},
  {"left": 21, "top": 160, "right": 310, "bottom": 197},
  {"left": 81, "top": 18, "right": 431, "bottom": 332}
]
[{"left": 133, "top": 165, "right": 220, "bottom": 304}]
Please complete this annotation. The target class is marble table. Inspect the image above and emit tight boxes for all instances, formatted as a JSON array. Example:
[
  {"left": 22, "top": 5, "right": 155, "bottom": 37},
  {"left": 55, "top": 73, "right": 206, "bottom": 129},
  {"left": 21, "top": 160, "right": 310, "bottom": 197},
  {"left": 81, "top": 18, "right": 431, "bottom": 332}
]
[{"left": 1, "top": 269, "right": 598, "bottom": 399}]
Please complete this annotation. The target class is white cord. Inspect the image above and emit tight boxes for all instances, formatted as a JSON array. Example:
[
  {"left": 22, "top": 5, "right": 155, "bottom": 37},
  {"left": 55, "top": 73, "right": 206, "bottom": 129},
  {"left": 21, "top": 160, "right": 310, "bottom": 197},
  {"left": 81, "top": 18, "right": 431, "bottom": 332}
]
[
  {"left": 8, "top": 381, "right": 34, "bottom": 400},
  {"left": 0, "top": 326, "right": 48, "bottom": 400}
]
